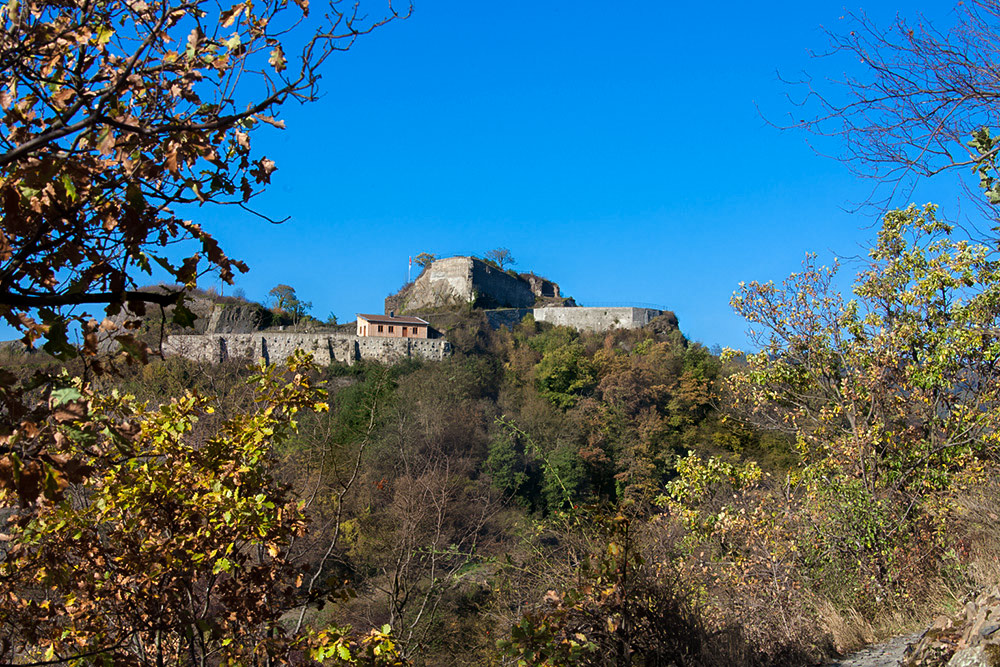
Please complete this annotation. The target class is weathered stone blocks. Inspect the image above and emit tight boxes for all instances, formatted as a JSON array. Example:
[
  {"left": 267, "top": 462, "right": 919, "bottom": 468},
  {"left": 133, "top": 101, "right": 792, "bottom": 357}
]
[
  {"left": 482, "top": 307, "right": 668, "bottom": 333},
  {"left": 164, "top": 333, "right": 451, "bottom": 366}
]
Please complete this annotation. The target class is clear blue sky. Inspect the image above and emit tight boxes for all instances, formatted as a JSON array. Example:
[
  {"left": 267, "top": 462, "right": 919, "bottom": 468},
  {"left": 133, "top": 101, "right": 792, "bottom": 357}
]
[{"left": 189, "top": 1, "right": 963, "bottom": 349}]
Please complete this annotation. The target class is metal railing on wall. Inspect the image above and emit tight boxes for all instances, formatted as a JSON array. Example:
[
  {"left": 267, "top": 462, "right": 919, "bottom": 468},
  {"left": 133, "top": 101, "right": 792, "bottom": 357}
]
[
  {"left": 482, "top": 302, "right": 670, "bottom": 312},
  {"left": 568, "top": 301, "right": 670, "bottom": 311}
]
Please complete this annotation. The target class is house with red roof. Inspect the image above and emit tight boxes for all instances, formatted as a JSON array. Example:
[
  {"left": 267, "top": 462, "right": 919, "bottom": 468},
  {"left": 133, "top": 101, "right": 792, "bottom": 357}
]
[{"left": 356, "top": 312, "right": 431, "bottom": 339}]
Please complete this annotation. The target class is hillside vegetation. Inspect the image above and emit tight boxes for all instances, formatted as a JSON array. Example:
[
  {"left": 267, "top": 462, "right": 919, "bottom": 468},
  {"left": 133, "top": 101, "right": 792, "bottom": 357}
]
[
  {"left": 5, "top": 0, "right": 1000, "bottom": 664},
  {"left": 13, "top": 205, "right": 1000, "bottom": 665}
]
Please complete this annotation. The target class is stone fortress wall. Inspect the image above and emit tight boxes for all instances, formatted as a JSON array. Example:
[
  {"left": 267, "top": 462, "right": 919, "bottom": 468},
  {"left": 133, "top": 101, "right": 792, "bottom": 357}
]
[
  {"left": 164, "top": 332, "right": 451, "bottom": 366},
  {"left": 468, "top": 259, "right": 535, "bottom": 308},
  {"left": 163, "top": 257, "right": 665, "bottom": 366},
  {"left": 393, "top": 256, "right": 665, "bottom": 333},
  {"left": 484, "top": 307, "right": 667, "bottom": 333},
  {"left": 390, "top": 256, "right": 537, "bottom": 312},
  {"left": 533, "top": 306, "right": 664, "bottom": 332}
]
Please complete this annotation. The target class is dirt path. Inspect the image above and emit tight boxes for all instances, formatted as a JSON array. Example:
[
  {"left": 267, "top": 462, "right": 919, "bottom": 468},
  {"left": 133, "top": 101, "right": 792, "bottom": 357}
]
[{"left": 824, "top": 634, "right": 921, "bottom": 667}]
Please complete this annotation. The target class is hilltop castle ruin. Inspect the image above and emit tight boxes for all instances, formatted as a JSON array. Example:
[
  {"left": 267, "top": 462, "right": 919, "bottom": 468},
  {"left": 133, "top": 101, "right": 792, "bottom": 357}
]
[{"left": 162, "top": 255, "right": 671, "bottom": 366}]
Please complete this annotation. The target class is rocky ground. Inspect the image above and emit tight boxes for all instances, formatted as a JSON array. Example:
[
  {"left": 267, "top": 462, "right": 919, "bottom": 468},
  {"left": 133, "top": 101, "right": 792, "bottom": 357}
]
[
  {"left": 825, "top": 634, "right": 921, "bottom": 667},
  {"left": 900, "top": 587, "right": 1000, "bottom": 667},
  {"left": 822, "top": 585, "right": 1000, "bottom": 667}
]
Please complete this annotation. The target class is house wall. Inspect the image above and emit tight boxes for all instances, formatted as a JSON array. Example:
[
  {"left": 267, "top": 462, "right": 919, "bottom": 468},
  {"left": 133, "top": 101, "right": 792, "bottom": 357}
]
[{"left": 357, "top": 320, "right": 429, "bottom": 339}]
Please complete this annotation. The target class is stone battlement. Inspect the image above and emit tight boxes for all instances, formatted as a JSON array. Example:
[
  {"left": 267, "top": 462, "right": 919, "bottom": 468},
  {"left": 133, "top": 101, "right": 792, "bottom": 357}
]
[{"left": 164, "top": 332, "right": 451, "bottom": 366}]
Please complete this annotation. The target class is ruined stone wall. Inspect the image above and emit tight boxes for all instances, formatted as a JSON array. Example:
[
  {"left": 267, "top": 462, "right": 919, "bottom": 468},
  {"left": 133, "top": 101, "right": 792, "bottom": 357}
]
[
  {"left": 393, "top": 257, "right": 536, "bottom": 312},
  {"left": 164, "top": 332, "right": 451, "bottom": 366},
  {"left": 468, "top": 260, "right": 534, "bottom": 308},
  {"left": 400, "top": 256, "right": 475, "bottom": 310},
  {"left": 521, "top": 273, "right": 560, "bottom": 298}
]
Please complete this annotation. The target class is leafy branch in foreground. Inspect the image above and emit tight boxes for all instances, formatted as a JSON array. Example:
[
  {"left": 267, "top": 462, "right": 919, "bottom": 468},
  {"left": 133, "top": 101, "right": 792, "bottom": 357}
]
[
  {"left": 0, "top": 350, "right": 402, "bottom": 664},
  {"left": 0, "top": 0, "right": 408, "bottom": 354},
  {"left": 718, "top": 203, "right": 1000, "bottom": 608}
]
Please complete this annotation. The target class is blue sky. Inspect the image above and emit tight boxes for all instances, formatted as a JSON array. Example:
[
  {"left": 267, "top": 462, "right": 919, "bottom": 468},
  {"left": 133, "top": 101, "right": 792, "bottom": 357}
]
[{"left": 188, "top": 1, "right": 964, "bottom": 349}]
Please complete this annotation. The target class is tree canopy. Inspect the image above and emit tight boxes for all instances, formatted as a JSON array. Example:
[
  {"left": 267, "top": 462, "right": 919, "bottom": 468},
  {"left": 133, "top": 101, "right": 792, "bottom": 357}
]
[
  {"left": 786, "top": 0, "right": 1000, "bottom": 213},
  {"left": 0, "top": 2, "right": 410, "bottom": 661},
  {"left": 269, "top": 283, "right": 311, "bottom": 323},
  {"left": 0, "top": 0, "right": 407, "bottom": 354},
  {"left": 484, "top": 247, "right": 514, "bottom": 270}
]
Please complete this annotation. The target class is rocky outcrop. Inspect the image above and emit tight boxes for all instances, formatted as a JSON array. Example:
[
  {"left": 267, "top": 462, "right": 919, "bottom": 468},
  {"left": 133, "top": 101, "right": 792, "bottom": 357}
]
[
  {"left": 389, "top": 257, "right": 540, "bottom": 312},
  {"left": 205, "top": 302, "right": 270, "bottom": 333},
  {"left": 902, "top": 587, "right": 1000, "bottom": 666},
  {"left": 520, "top": 272, "right": 561, "bottom": 298}
]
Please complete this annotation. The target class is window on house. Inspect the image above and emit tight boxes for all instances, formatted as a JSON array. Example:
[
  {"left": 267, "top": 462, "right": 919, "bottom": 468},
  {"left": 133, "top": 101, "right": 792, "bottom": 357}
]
[
  {"left": 377, "top": 324, "right": 383, "bottom": 333},
  {"left": 388, "top": 326, "right": 394, "bottom": 333}
]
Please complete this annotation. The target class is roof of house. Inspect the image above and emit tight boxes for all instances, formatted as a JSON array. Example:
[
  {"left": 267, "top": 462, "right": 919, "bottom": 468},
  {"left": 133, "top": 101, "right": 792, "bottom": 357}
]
[{"left": 357, "top": 313, "right": 429, "bottom": 325}]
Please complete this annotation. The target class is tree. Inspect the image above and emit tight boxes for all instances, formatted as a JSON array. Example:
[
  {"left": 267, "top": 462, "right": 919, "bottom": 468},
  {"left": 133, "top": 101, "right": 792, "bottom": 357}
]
[
  {"left": 485, "top": 247, "right": 515, "bottom": 270},
  {"left": 535, "top": 341, "right": 597, "bottom": 409},
  {"left": 269, "top": 283, "right": 312, "bottom": 324},
  {"left": 784, "top": 0, "right": 1000, "bottom": 213},
  {"left": 0, "top": 352, "right": 409, "bottom": 664},
  {"left": 729, "top": 203, "right": 1000, "bottom": 492},
  {"left": 501, "top": 506, "right": 707, "bottom": 666},
  {"left": 413, "top": 252, "right": 436, "bottom": 270},
  {"left": 0, "top": 0, "right": 408, "bottom": 354},
  {"left": 0, "top": 0, "right": 411, "bottom": 659},
  {"left": 724, "top": 203, "right": 1000, "bottom": 602}
]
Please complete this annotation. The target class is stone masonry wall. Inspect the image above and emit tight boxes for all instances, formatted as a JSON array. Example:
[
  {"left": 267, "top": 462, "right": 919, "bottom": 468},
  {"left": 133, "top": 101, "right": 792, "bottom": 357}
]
[
  {"left": 481, "top": 307, "right": 666, "bottom": 332},
  {"left": 400, "top": 256, "right": 475, "bottom": 310},
  {"left": 468, "top": 259, "right": 534, "bottom": 308},
  {"left": 533, "top": 307, "right": 664, "bottom": 332},
  {"left": 164, "top": 332, "right": 451, "bottom": 366}
]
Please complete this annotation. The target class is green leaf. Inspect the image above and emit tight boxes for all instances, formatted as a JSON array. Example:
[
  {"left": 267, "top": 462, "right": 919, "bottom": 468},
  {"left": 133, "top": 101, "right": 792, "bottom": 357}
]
[
  {"left": 60, "top": 174, "right": 77, "bottom": 202},
  {"left": 51, "top": 387, "right": 83, "bottom": 405},
  {"left": 114, "top": 334, "right": 148, "bottom": 363},
  {"left": 17, "top": 183, "right": 40, "bottom": 200},
  {"left": 172, "top": 302, "right": 198, "bottom": 329},
  {"left": 41, "top": 318, "right": 78, "bottom": 361},
  {"left": 96, "top": 25, "right": 113, "bottom": 45}
]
